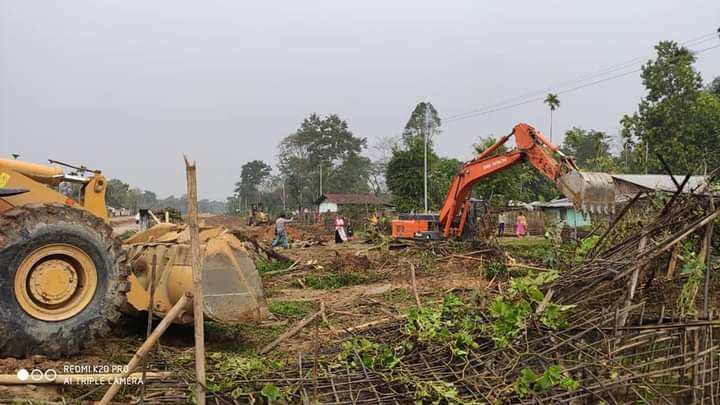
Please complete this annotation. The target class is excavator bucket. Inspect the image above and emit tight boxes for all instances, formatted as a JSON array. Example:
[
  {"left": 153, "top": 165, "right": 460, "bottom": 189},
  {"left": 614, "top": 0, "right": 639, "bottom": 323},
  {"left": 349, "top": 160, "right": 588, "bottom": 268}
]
[
  {"left": 123, "top": 224, "right": 269, "bottom": 323},
  {"left": 556, "top": 170, "right": 616, "bottom": 213}
]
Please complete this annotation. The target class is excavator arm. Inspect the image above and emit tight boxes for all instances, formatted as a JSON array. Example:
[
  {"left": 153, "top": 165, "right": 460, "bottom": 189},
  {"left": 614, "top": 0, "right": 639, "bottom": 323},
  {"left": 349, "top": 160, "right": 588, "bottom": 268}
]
[{"left": 438, "top": 123, "right": 615, "bottom": 238}]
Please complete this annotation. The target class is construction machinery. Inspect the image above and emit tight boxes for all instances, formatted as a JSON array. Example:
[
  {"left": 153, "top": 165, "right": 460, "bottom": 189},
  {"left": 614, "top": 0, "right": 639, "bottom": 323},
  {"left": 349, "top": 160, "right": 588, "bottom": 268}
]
[
  {"left": 392, "top": 123, "right": 616, "bottom": 240},
  {"left": 0, "top": 158, "right": 268, "bottom": 358},
  {"left": 247, "top": 203, "right": 270, "bottom": 226}
]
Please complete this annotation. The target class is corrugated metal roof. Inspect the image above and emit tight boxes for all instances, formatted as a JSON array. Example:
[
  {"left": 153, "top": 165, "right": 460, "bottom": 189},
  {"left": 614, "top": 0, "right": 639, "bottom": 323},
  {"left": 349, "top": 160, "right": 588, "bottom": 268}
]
[
  {"left": 531, "top": 198, "right": 573, "bottom": 208},
  {"left": 612, "top": 174, "right": 709, "bottom": 193}
]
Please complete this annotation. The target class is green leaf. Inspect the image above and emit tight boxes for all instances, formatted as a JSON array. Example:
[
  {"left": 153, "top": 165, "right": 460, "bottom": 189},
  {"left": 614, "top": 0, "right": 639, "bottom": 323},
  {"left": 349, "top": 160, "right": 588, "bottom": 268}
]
[{"left": 261, "top": 383, "right": 282, "bottom": 402}]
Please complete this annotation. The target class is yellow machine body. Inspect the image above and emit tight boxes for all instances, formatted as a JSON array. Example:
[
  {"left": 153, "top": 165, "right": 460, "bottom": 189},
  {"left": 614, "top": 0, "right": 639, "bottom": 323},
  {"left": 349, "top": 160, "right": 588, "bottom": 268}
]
[
  {"left": 0, "top": 158, "right": 267, "bottom": 327},
  {"left": 0, "top": 159, "right": 108, "bottom": 221},
  {"left": 124, "top": 224, "right": 268, "bottom": 323}
]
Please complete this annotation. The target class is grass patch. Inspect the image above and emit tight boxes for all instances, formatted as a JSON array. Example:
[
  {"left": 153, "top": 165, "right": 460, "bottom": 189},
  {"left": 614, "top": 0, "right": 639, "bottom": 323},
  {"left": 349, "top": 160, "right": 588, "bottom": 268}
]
[
  {"left": 499, "top": 238, "right": 554, "bottom": 265},
  {"left": 268, "top": 300, "right": 317, "bottom": 319},
  {"left": 256, "top": 259, "right": 293, "bottom": 274},
  {"left": 302, "top": 272, "right": 373, "bottom": 289}
]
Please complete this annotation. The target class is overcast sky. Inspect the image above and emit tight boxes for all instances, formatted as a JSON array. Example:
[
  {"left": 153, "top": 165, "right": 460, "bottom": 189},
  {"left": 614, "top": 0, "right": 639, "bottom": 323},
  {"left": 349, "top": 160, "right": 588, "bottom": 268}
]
[{"left": 1, "top": 1, "right": 718, "bottom": 200}]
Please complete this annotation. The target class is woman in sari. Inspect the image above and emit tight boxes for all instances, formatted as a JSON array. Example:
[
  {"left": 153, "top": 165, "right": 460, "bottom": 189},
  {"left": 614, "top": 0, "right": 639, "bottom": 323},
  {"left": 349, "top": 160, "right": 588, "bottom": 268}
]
[{"left": 515, "top": 212, "right": 528, "bottom": 237}]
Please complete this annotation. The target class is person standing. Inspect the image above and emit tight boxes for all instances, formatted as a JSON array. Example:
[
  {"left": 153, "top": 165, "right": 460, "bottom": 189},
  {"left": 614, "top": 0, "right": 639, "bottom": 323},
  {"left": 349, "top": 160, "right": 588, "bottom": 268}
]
[
  {"left": 271, "top": 213, "right": 293, "bottom": 249},
  {"left": 497, "top": 212, "right": 507, "bottom": 237},
  {"left": 334, "top": 214, "right": 347, "bottom": 243},
  {"left": 515, "top": 212, "right": 528, "bottom": 237}
]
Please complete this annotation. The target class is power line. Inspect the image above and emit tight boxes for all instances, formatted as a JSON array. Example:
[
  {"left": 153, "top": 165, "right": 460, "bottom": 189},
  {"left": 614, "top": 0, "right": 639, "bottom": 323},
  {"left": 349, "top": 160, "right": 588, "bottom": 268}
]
[
  {"left": 444, "top": 31, "right": 720, "bottom": 123},
  {"left": 444, "top": 40, "right": 720, "bottom": 123}
]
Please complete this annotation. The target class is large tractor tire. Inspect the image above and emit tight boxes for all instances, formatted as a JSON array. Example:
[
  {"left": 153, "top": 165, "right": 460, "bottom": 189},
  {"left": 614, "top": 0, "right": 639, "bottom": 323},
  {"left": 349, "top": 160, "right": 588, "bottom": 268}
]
[{"left": 0, "top": 204, "right": 129, "bottom": 358}]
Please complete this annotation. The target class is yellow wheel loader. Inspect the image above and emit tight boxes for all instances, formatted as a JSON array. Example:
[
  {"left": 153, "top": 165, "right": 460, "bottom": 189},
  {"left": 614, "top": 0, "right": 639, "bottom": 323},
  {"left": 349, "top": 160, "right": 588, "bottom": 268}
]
[
  {"left": 247, "top": 203, "right": 270, "bottom": 226},
  {"left": 0, "top": 159, "right": 268, "bottom": 358}
]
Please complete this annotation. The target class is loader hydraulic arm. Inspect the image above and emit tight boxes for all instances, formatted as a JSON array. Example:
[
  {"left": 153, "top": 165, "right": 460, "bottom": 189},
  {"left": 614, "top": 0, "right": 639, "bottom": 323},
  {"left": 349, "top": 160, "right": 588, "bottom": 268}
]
[{"left": 437, "top": 123, "right": 613, "bottom": 238}]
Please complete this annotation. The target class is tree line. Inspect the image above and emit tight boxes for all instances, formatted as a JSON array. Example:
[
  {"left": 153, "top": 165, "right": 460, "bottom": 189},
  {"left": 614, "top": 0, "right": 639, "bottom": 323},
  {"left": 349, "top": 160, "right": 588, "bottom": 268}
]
[
  {"left": 105, "top": 178, "right": 225, "bottom": 215},
  {"left": 232, "top": 39, "right": 720, "bottom": 215}
]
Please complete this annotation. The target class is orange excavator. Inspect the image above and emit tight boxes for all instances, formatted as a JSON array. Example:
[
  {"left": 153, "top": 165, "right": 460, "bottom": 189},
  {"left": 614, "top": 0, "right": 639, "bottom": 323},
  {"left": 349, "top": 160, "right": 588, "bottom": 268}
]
[{"left": 391, "top": 123, "right": 616, "bottom": 240}]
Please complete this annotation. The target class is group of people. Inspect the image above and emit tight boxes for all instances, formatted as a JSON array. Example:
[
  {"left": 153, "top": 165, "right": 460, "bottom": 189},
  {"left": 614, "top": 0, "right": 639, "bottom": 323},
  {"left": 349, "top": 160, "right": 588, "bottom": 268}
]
[
  {"left": 272, "top": 210, "right": 528, "bottom": 248},
  {"left": 270, "top": 212, "right": 354, "bottom": 249},
  {"left": 497, "top": 211, "right": 528, "bottom": 237}
]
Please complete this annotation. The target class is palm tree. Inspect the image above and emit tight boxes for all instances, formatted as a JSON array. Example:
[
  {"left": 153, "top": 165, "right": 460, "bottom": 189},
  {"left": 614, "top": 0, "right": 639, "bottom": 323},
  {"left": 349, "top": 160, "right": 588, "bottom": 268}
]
[{"left": 544, "top": 93, "right": 560, "bottom": 142}]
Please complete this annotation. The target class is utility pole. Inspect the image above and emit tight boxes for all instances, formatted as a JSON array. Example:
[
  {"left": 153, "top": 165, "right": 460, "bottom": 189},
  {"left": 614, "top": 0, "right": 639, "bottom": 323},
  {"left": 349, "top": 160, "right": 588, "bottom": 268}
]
[
  {"left": 282, "top": 180, "right": 286, "bottom": 212},
  {"left": 319, "top": 163, "right": 323, "bottom": 197},
  {"left": 424, "top": 104, "right": 431, "bottom": 213}
]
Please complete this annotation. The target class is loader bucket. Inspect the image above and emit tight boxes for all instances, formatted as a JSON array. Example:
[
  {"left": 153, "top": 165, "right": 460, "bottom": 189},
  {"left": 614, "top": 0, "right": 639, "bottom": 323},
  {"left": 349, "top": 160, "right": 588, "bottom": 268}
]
[
  {"left": 123, "top": 225, "right": 269, "bottom": 324},
  {"left": 556, "top": 170, "right": 616, "bottom": 213}
]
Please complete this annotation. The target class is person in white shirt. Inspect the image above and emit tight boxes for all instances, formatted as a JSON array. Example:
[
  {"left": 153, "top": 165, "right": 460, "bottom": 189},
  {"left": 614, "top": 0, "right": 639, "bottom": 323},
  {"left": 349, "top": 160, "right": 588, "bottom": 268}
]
[{"left": 271, "top": 213, "right": 293, "bottom": 249}]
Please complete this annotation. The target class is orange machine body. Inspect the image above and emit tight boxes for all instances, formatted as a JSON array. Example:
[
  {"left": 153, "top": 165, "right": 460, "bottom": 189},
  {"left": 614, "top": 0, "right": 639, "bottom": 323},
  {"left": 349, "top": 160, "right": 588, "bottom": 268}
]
[{"left": 391, "top": 214, "right": 439, "bottom": 239}]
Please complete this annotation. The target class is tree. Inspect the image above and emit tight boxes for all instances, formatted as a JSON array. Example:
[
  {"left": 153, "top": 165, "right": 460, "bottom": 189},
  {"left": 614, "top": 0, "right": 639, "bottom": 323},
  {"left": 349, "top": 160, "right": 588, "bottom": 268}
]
[
  {"left": 386, "top": 136, "right": 438, "bottom": 212},
  {"left": 235, "top": 160, "right": 272, "bottom": 207},
  {"left": 430, "top": 157, "right": 461, "bottom": 207},
  {"left": 106, "top": 179, "right": 130, "bottom": 208},
  {"left": 561, "top": 128, "right": 613, "bottom": 168},
  {"left": 707, "top": 76, "right": 720, "bottom": 98},
  {"left": 368, "top": 136, "right": 398, "bottom": 196},
  {"left": 621, "top": 41, "right": 720, "bottom": 174},
  {"left": 544, "top": 93, "right": 560, "bottom": 142},
  {"left": 402, "top": 102, "right": 441, "bottom": 144},
  {"left": 278, "top": 113, "right": 371, "bottom": 212}
]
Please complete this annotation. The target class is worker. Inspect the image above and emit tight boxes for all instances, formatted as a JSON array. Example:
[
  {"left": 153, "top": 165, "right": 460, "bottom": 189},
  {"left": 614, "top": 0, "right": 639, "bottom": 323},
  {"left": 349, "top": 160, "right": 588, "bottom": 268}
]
[
  {"left": 334, "top": 213, "right": 347, "bottom": 243},
  {"left": 346, "top": 217, "right": 354, "bottom": 238},
  {"left": 516, "top": 212, "right": 528, "bottom": 237},
  {"left": 497, "top": 212, "right": 507, "bottom": 237},
  {"left": 272, "top": 213, "right": 293, "bottom": 249}
]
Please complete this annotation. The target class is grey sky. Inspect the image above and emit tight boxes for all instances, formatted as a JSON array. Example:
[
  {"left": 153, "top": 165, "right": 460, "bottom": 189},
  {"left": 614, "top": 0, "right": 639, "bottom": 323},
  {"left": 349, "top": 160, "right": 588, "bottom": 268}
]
[{"left": 1, "top": 1, "right": 718, "bottom": 201}]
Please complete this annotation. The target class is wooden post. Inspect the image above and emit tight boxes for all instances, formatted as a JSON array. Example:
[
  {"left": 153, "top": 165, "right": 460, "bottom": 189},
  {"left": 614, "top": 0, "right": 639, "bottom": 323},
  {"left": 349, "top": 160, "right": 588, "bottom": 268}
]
[
  {"left": 410, "top": 264, "right": 421, "bottom": 310},
  {"left": 99, "top": 293, "right": 191, "bottom": 405},
  {"left": 184, "top": 156, "right": 206, "bottom": 405}
]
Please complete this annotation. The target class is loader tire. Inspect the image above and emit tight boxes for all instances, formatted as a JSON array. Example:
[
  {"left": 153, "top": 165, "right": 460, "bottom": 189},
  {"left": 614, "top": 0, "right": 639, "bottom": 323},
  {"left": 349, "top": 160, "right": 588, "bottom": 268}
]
[{"left": 0, "top": 204, "right": 129, "bottom": 358}]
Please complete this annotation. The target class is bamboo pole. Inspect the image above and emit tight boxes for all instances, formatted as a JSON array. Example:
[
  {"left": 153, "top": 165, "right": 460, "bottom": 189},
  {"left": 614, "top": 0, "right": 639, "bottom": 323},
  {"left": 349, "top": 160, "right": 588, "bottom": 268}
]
[
  {"left": 410, "top": 264, "right": 421, "bottom": 310},
  {"left": 98, "top": 293, "right": 191, "bottom": 405},
  {"left": 260, "top": 308, "right": 324, "bottom": 355},
  {"left": 184, "top": 155, "right": 206, "bottom": 405}
]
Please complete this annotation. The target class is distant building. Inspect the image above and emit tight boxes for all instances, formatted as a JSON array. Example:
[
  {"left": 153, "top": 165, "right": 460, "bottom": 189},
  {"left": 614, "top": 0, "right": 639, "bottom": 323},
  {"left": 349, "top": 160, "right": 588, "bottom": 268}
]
[
  {"left": 315, "top": 193, "right": 391, "bottom": 213},
  {"left": 530, "top": 198, "right": 591, "bottom": 229}
]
